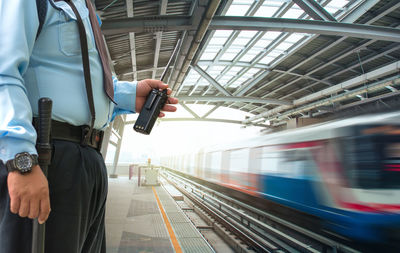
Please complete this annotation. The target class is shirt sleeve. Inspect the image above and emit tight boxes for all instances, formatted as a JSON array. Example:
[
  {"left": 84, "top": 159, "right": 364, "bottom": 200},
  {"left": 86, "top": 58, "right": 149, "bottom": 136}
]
[
  {"left": 111, "top": 76, "right": 137, "bottom": 120},
  {"left": 0, "top": 0, "right": 40, "bottom": 162}
]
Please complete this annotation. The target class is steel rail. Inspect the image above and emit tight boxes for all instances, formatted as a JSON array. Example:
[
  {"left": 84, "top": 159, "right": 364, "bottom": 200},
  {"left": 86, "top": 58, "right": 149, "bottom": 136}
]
[
  {"left": 161, "top": 168, "right": 361, "bottom": 253},
  {"left": 161, "top": 172, "right": 273, "bottom": 252}
]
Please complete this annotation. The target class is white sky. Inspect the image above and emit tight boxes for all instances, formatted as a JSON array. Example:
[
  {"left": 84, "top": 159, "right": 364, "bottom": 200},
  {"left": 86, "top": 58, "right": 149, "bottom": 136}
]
[{"left": 105, "top": 104, "right": 264, "bottom": 165}]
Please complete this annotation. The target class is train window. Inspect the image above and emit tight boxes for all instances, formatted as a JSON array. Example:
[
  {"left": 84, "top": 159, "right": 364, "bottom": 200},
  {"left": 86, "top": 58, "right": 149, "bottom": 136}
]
[
  {"left": 229, "top": 149, "right": 249, "bottom": 173},
  {"left": 280, "top": 149, "right": 313, "bottom": 178},
  {"left": 204, "top": 151, "right": 222, "bottom": 181},
  {"left": 341, "top": 132, "right": 400, "bottom": 189},
  {"left": 258, "top": 147, "right": 280, "bottom": 174}
]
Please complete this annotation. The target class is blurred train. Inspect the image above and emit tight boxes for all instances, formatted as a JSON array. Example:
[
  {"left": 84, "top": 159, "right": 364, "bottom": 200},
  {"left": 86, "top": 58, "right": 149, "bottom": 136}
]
[{"left": 161, "top": 112, "right": 400, "bottom": 244}]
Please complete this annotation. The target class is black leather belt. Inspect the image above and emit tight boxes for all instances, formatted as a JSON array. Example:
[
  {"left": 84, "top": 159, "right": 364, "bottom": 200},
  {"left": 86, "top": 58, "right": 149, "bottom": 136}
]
[{"left": 33, "top": 119, "right": 104, "bottom": 151}]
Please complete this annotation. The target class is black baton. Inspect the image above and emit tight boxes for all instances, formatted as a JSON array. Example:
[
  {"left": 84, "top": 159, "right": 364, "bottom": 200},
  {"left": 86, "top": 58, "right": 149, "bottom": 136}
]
[{"left": 32, "top": 98, "right": 53, "bottom": 253}]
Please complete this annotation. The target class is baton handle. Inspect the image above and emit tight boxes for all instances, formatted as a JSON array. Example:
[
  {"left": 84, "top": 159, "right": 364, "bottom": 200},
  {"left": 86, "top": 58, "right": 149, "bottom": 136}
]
[
  {"left": 37, "top": 98, "right": 52, "bottom": 146},
  {"left": 36, "top": 98, "right": 53, "bottom": 175}
]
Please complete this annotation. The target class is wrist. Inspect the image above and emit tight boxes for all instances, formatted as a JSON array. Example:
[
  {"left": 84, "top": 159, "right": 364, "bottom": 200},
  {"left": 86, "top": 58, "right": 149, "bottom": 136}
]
[{"left": 5, "top": 152, "right": 38, "bottom": 174}]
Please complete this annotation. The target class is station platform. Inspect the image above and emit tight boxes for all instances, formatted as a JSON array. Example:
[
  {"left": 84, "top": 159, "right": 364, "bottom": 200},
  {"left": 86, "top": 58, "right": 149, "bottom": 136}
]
[{"left": 105, "top": 176, "right": 214, "bottom": 253}]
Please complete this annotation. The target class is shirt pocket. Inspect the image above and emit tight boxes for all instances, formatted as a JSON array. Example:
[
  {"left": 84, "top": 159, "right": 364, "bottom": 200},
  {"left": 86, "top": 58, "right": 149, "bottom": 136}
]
[{"left": 57, "top": 1, "right": 95, "bottom": 56}]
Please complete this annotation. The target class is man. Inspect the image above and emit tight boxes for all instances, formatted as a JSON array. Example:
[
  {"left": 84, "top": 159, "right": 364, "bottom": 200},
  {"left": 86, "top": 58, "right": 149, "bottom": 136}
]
[{"left": 0, "top": 0, "right": 178, "bottom": 252}]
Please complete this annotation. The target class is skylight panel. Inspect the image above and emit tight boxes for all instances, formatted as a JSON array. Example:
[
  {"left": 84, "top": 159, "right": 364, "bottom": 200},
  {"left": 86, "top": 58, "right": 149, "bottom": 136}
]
[
  {"left": 197, "top": 80, "right": 210, "bottom": 86},
  {"left": 182, "top": 70, "right": 201, "bottom": 86},
  {"left": 268, "top": 50, "right": 282, "bottom": 58},
  {"left": 262, "top": 0, "right": 285, "bottom": 6},
  {"left": 219, "top": 76, "right": 232, "bottom": 84},
  {"left": 282, "top": 5, "right": 305, "bottom": 19},
  {"left": 212, "top": 65, "right": 226, "bottom": 71},
  {"left": 240, "top": 48, "right": 260, "bottom": 62},
  {"left": 262, "top": 31, "right": 282, "bottom": 41},
  {"left": 200, "top": 52, "right": 218, "bottom": 60},
  {"left": 254, "top": 6, "right": 279, "bottom": 17},
  {"left": 225, "top": 0, "right": 252, "bottom": 16},
  {"left": 208, "top": 70, "right": 222, "bottom": 78},
  {"left": 259, "top": 55, "right": 275, "bottom": 65},
  {"left": 230, "top": 66, "right": 243, "bottom": 72},
  {"left": 247, "top": 68, "right": 261, "bottom": 74},
  {"left": 230, "top": 78, "right": 248, "bottom": 88},
  {"left": 240, "top": 54, "right": 257, "bottom": 62},
  {"left": 220, "top": 47, "right": 241, "bottom": 61},
  {"left": 242, "top": 71, "right": 255, "bottom": 78},
  {"left": 224, "top": 68, "right": 242, "bottom": 78},
  {"left": 325, "top": 0, "right": 349, "bottom": 14},
  {"left": 209, "top": 37, "right": 229, "bottom": 45},
  {"left": 232, "top": 37, "right": 252, "bottom": 46},
  {"left": 285, "top": 33, "right": 306, "bottom": 43},
  {"left": 258, "top": 50, "right": 282, "bottom": 65},
  {"left": 276, "top": 41, "right": 293, "bottom": 51},
  {"left": 237, "top": 76, "right": 250, "bottom": 82},
  {"left": 213, "top": 30, "right": 233, "bottom": 37},
  {"left": 255, "top": 39, "right": 272, "bottom": 49},
  {"left": 239, "top": 31, "right": 258, "bottom": 38}
]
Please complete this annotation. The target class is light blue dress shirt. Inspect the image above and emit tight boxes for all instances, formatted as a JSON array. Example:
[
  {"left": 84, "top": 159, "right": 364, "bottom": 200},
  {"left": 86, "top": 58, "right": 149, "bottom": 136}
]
[{"left": 0, "top": 0, "right": 137, "bottom": 162}]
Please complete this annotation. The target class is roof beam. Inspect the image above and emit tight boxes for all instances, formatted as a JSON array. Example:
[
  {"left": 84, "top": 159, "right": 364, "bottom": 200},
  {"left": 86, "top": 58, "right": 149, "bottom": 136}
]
[
  {"left": 234, "top": 70, "right": 271, "bottom": 96},
  {"left": 126, "top": 0, "right": 137, "bottom": 80},
  {"left": 152, "top": 0, "right": 168, "bottom": 79},
  {"left": 179, "top": 102, "right": 200, "bottom": 118},
  {"left": 177, "top": 95, "right": 292, "bottom": 106},
  {"left": 171, "top": 0, "right": 222, "bottom": 95},
  {"left": 291, "top": 0, "right": 336, "bottom": 21},
  {"left": 243, "top": 61, "right": 400, "bottom": 124},
  {"left": 343, "top": 0, "right": 399, "bottom": 24},
  {"left": 340, "top": 0, "right": 380, "bottom": 23},
  {"left": 202, "top": 103, "right": 222, "bottom": 118},
  {"left": 192, "top": 64, "right": 232, "bottom": 96},
  {"left": 209, "top": 16, "right": 400, "bottom": 42}
]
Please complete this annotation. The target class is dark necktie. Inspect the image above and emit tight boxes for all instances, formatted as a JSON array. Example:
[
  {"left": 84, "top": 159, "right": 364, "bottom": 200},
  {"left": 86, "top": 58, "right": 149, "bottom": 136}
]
[{"left": 85, "top": 0, "right": 115, "bottom": 101}]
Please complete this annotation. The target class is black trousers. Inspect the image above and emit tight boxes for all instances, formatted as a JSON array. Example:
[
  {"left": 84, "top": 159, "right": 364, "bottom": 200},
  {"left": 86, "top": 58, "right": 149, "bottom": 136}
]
[{"left": 0, "top": 140, "right": 108, "bottom": 253}]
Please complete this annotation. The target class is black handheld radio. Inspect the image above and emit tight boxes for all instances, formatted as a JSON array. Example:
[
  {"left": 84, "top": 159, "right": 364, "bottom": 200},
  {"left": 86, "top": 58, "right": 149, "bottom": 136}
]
[{"left": 133, "top": 39, "right": 181, "bottom": 135}]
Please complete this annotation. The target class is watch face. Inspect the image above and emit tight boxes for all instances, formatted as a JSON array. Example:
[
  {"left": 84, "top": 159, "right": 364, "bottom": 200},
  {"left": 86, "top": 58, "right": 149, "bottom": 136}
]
[{"left": 15, "top": 154, "right": 33, "bottom": 171}]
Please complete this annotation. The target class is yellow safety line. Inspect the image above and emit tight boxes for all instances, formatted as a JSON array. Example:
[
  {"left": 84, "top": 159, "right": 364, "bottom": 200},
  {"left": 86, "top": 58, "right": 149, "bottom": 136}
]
[{"left": 152, "top": 186, "right": 183, "bottom": 253}]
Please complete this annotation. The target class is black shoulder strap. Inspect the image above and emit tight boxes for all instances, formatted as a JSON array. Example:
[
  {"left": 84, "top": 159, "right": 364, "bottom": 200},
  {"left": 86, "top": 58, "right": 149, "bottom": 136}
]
[{"left": 36, "top": 0, "right": 48, "bottom": 40}]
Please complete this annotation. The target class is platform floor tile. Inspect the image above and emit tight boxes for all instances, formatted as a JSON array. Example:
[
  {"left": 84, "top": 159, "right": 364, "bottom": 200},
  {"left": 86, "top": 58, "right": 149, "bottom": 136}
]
[{"left": 106, "top": 176, "right": 214, "bottom": 253}]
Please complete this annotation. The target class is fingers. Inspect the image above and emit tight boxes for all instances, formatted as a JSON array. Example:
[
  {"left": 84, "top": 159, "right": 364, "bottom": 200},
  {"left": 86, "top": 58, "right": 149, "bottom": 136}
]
[
  {"left": 162, "top": 104, "right": 178, "bottom": 112},
  {"left": 29, "top": 198, "right": 40, "bottom": 219},
  {"left": 167, "top": 96, "right": 178, "bottom": 104},
  {"left": 38, "top": 198, "right": 51, "bottom": 224},
  {"left": 9, "top": 195, "right": 20, "bottom": 214},
  {"left": 18, "top": 198, "right": 29, "bottom": 217}
]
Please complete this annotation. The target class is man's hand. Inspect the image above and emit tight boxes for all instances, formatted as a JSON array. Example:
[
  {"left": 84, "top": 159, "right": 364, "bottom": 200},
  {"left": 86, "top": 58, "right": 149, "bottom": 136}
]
[
  {"left": 7, "top": 165, "right": 50, "bottom": 224},
  {"left": 136, "top": 79, "right": 178, "bottom": 117}
]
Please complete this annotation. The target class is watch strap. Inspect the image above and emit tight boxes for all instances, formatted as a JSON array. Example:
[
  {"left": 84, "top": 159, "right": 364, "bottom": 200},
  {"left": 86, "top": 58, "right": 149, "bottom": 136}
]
[{"left": 5, "top": 153, "right": 39, "bottom": 173}]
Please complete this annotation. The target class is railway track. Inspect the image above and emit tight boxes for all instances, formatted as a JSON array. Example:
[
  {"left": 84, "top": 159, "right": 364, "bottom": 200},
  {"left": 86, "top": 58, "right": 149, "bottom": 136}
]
[{"left": 160, "top": 168, "right": 361, "bottom": 253}]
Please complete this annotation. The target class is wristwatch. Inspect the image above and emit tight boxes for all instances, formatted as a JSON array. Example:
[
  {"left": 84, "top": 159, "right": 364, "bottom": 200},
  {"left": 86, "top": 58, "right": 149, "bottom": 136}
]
[{"left": 6, "top": 152, "right": 38, "bottom": 174}]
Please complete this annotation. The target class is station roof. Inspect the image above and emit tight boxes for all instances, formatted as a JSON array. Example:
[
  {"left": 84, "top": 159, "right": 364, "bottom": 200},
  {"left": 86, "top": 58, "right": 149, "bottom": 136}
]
[{"left": 96, "top": 0, "right": 400, "bottom": 130}]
